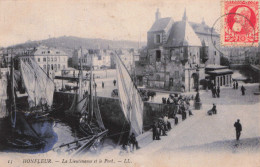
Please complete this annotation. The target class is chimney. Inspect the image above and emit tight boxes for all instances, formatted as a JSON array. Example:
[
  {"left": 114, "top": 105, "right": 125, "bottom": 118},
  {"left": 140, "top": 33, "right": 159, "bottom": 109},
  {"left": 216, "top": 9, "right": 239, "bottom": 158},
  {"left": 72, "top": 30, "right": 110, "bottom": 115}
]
[
  {"left": 182, "top": 8, "right": 187, "bottom": 21},
  {"left": 155, "top": 8, "right": 161, "bottom": 21}
]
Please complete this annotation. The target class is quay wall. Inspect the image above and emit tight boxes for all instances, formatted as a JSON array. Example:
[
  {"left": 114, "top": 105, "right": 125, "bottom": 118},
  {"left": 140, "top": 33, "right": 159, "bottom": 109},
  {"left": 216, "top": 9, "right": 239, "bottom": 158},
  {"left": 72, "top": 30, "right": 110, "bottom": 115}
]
[
  {"left": 53, "top": 92, "right": 174, "bottom": 132},
  {"left": 97, "top": 97, "right": 173, "bottom": 131}
]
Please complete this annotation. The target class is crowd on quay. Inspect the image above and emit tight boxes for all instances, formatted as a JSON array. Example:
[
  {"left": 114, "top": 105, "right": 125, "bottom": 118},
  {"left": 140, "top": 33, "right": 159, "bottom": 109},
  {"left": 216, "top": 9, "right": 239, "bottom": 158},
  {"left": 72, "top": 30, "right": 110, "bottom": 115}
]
[{"left": 150, "top": 94, "right": 194, "bottom": 140}]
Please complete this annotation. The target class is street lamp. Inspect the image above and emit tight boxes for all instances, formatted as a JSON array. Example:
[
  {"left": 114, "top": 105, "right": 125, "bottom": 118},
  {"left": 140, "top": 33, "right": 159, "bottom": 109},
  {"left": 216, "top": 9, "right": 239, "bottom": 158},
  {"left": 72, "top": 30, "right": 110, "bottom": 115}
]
[{"left": 194, "top": 64, "right": 202, "bottom": 110}]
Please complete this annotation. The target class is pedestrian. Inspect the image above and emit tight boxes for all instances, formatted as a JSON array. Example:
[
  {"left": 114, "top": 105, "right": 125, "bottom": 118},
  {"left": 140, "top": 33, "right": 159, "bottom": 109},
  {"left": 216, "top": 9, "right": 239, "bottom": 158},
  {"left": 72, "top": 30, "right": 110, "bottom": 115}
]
[
  {"left": 152, "top": 122, "right": 157, "bottom": 140},
  {"left": 129, "top": 133, "right": 140, "bottom": 151},
  {"left": 212, "top": 86, "right": 216, "bottom": 98},
  {"left": 217, "top": 86, "right": 220, "bottom": 98},
  {"left": 166, "top": 98, "right": 170, "bottom": 104},
  {"left": 158, "top": 118, "right": 167, "bottom": 136},
  {"left": 163, "top": 98, "right": 167, "bottom": 104},
  {"left": 241, "top": 85, "right": 246, "bottom": 95},
  {"left": 113, "top": 79, "right": 116, "bottom": 86},
  {"left": 163, "top": 115, "right": 169, "bottom": 131},
  {"left": 174, "top": 115, "right": 178, "bottom": 125},
  {"left": 235, "top": 81, "right": 238, "bottom": 89},
  {"left": 234, "top": 119, "right": 242, "bottom": 140},
  {"left": 102, "top": 81, "right": 104, "bottom": 88},
  {"left": 212, "top": 103, "right": 217, "bottom": 114}
]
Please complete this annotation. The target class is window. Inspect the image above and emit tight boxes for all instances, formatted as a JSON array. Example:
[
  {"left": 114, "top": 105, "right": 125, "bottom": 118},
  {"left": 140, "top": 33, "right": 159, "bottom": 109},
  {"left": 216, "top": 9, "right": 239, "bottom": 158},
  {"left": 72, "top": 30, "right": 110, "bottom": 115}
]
[
  {"left": 156, "top": 34, "right": 161, "bottom": 43},
  {"left": 54, "top": 57, "right": 57, "bottom": 61},
  {"left": 43, "top": 65, "right": 46, "bottom": 71},
  {"left": 48, "top": 57, "right": 50, "bottom": 61},
  {"left": 51, "top": 58, "right": 53, "bottom": 62},
  {"left": 214, "top": 51, "right": 217, "bottom": 55},
  {"left": 43, "top": 57, "right": 46, "bottom": 62},
  {"left": 156, "top": 50, "right": 161, "bottom": 62},
  {"left": 48, "top": 51, "right": 50, "bottom": 54},
  {"left": 58, "top": 64, "right": 60, "bottom": 69},
  {"left": 38, "top": 58, "right": 40, "bottom": 62}
]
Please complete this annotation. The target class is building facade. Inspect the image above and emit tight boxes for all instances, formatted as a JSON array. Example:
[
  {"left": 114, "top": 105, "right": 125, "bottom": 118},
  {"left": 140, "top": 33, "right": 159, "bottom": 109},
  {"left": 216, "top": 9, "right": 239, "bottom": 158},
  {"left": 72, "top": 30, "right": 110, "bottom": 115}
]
[
  {"left": 138, "top": 9, "right": 207, "bottom": 92},
  {"left": 72, "top": 48, "right": 112, "bottom": 70},
  {"left": 19, "top": 46, "right": 68, "bottom": 75}
]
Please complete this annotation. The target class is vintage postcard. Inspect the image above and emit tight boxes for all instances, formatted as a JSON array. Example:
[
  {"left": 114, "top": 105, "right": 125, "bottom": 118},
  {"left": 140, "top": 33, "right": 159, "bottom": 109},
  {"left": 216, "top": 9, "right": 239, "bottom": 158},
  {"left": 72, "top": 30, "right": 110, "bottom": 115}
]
[{"left": 0, "top": 0, "right": 259, "bottom": 167}]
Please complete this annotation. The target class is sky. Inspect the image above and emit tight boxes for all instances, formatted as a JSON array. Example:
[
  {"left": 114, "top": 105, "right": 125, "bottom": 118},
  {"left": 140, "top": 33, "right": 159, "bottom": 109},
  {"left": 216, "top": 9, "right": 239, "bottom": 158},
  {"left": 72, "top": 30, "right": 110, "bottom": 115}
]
[{"left": 0, "top": 0, "right": 221, "bottom": 47}]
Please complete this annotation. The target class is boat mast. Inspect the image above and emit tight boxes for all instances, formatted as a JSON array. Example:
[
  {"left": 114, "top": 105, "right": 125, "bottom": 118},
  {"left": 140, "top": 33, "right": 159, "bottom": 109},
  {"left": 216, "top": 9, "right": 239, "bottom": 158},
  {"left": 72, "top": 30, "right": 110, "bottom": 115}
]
[
  {"left": 10, "top": 51, "right": 17, "bottom": 128},
  {"left": 88, "top": 53, "right": 93, "bottom": 123}
]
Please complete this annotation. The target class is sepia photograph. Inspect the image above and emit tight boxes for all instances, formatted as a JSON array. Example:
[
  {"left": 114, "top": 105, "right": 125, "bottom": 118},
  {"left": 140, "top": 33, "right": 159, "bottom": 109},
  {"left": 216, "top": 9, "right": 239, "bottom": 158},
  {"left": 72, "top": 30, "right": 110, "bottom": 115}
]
[{"left": 0, "top": 0, "right": 259, "bottom": 166}]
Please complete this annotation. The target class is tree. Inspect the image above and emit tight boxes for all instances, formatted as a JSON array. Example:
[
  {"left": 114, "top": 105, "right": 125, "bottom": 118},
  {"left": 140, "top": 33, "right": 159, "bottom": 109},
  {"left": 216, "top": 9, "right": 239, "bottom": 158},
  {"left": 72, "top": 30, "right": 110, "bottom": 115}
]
[{"left": 220, "top": 56, "right": 230, "bottom": 66}]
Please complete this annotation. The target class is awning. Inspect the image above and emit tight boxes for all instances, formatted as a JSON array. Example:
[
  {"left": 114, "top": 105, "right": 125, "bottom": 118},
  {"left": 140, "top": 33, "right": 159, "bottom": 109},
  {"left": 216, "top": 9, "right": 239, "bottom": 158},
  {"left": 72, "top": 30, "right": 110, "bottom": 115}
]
[{"left": 206, "top": 69, "right": 233, "bottom": 75}]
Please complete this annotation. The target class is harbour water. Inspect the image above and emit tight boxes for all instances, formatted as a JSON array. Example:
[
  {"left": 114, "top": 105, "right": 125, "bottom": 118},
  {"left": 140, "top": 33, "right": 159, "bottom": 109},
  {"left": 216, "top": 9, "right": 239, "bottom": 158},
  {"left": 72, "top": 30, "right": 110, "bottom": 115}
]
[{"left": 0, "top": 65, "right": 258, "bottom": 154}]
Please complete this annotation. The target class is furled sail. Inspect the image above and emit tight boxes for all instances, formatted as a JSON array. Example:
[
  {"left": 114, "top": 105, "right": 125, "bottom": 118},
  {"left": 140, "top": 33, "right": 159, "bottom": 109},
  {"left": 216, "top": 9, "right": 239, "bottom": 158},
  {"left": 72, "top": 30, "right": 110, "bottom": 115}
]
[
  {"left": 67, "top": 70, "right": 88, "bottom": 115},
  {"left": 115, "top": 55, "right": 143, "bottom": 135},
  {"left": 20, "top": 58, "right": 55, "bottom": 108},
  {"left": 77, "top": 70, "right": 87, "bottom": 114}
]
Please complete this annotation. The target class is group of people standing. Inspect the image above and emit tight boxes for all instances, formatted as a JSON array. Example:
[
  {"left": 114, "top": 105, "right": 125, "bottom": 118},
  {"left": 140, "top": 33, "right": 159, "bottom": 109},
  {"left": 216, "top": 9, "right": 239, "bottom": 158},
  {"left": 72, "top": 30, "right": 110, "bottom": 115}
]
[
  {"left": 152, "top": 115, "right": 172, "bottom": 140},
  {"left": 152, "top": 94, "right": 193, "bottom": 141},
  {"left": 211, "top": 86, "right": 220, "bottom": 98}
]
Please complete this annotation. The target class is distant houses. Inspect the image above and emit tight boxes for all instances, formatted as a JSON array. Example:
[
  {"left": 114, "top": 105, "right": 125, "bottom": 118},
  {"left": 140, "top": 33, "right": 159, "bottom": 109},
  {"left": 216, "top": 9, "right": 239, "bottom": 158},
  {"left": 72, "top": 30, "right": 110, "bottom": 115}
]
[{"left": 71, "top": 48, "right": 136, "bottom": 73}]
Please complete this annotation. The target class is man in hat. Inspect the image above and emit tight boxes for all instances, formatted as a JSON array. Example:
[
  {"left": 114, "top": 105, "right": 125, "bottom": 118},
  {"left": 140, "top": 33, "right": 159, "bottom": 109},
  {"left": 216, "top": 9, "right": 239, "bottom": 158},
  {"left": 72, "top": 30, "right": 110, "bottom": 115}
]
[
  {"left": 129, "top": 133, "right": 140, "bottom": 151},
  {"left": 234, "top": 119, "right": 242, "bottom": 140}
]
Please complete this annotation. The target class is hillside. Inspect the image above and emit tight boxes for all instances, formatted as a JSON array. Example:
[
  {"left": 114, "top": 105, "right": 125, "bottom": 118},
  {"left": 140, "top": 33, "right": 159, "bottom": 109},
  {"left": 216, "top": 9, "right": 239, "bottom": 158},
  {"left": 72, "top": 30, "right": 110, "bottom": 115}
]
[{"left": 7, "top": 36, "right": 146, "bottom": 50}]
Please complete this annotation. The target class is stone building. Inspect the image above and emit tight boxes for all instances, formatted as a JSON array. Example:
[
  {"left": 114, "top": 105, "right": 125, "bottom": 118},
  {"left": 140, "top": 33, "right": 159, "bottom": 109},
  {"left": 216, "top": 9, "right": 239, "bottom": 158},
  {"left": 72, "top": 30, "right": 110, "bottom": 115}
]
[
  {"left": 140, "top": 9, "right": 209, "bottom": 92},
  {"left": 19, "top": 46, "right": 68, "bottom": 76},
  {"left": 72, "top": 48, "right": 112, "bottom": 70}
]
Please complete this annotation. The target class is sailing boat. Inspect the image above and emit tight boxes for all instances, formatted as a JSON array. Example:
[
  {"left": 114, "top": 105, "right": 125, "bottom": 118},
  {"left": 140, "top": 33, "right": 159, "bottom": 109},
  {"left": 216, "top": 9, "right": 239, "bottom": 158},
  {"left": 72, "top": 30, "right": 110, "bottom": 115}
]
[
  {"left": 19, "top": 58, "right": 55, "bottom": 117},
  {"left": 64, "top": 67, "right": 88, "bottom": 118},
  {"left": 53, "top": 54, "right": 108, "bottom": 155},
  {"left": 115, "top": 54, "right": 144, "bottom": 136},
  {"left": 4, "top": 56, "right": 55, "bottom": 149}
]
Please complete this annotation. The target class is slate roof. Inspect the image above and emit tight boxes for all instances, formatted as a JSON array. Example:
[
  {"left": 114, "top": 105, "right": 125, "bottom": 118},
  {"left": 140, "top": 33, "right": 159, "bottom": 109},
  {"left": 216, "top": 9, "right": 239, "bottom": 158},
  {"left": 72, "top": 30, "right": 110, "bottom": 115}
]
[
  {"left": 165, "top": 20, "right": 202, "bottom": 47},
  {"left": 148, "top": 17, "right": 173, "bottom": 32},
  {"left": 34, "top": 46, "right": 67, "bottom": 56},
  {"left": 189, "top": 21, "right": 219, "bottom": 36}
]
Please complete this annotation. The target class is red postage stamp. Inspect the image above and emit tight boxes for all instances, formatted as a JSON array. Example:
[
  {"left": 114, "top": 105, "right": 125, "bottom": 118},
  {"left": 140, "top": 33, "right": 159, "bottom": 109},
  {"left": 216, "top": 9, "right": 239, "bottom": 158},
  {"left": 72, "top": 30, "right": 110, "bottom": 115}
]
[{"left": 221, "top": 0, "right": 259, "bottom": 46}]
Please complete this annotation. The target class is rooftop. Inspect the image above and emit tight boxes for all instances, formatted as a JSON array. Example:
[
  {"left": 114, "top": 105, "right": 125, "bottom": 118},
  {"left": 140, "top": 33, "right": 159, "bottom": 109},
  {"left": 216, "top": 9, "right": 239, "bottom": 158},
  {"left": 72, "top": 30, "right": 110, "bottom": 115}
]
[
  {"left": 148, "top": 17, "right": 173, "bottom": 32},
  {"left": 165, "top": 20, "right": 202, "bottom": 47},
  {"left": 206, "top": 69, "right": 233, "bottom": 75}
]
